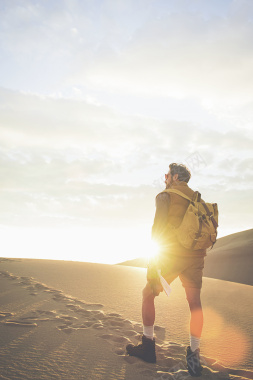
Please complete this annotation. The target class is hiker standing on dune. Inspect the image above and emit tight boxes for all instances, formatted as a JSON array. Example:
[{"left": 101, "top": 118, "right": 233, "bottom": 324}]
[{"left": 126, "top": 163, "right": 218, "bottom": 377}]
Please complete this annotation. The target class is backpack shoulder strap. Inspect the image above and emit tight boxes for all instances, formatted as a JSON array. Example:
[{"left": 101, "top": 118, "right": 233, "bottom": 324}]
[{"left": 163, "top": 189, "right": 193, "bottom": 202}]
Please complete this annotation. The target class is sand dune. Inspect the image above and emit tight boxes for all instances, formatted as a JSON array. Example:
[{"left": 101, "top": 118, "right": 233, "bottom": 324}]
[
  {"left": 0, "top": 258, "right": 252, "bottom": 379},
  {"left": 118, "top": 229, "right": 253, "bottom": 286},
  {"left": 204, "top": 229, "right": 253, "bottom": 286}
]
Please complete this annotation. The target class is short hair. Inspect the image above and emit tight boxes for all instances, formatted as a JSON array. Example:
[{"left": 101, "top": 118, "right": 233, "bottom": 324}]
[{"left": 169, "top": 163, "right": 191, "bottom": 183}]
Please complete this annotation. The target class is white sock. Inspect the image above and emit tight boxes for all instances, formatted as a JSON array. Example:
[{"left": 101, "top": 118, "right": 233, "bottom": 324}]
[
  {"left": 190, "top": 335, "right": 200, "bottom": 352},
  {"left": 143, "top": 325, "right": 154, "bottom": 340}
]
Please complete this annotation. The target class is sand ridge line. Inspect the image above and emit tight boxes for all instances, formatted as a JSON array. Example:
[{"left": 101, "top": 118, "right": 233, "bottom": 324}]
[{"left": 0, "top": 258, "right": 21, "bottom": 263}]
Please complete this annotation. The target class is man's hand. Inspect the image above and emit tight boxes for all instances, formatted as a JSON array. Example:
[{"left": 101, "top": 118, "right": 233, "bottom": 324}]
[{"left": 148, "top": 278, "right": 163, "bottom": 296}]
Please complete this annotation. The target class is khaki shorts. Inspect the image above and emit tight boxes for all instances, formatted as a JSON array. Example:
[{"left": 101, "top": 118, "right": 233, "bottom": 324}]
[{"left": 159, "top": 254, "right": 205, "bottom": 289}]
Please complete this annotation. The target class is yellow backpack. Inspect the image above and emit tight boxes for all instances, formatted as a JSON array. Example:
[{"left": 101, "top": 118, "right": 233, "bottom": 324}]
[{"left": 165, "top": 189, "right": 219, "bottom": 250}]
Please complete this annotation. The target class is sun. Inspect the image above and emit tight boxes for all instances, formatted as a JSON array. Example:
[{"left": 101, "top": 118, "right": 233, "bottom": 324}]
[{"left": 142, "top": 238, "right": 160, "bottom": 262}]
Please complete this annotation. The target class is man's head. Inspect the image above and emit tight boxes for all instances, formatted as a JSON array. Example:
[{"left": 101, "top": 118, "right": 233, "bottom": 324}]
[{"left": 165, "top": 163, "right": 191, "bottom": 188}]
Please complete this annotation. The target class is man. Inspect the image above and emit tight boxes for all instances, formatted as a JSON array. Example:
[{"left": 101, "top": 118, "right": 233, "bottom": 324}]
[{"left": 126, "top": 163, "right": 206, "bottom": 377}]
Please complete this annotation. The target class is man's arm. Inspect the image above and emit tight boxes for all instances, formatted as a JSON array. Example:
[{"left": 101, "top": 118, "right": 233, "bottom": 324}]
[
  {"left": 151, "top": 192, "right": 170, "bottom": 244},
  {"left": 147, "top": 192, "right": 170, "bottom": 292}
]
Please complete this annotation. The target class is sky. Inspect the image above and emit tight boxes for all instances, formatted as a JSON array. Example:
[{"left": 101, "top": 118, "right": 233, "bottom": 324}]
[{"left": 0, "top": 0, "right": 252, "bottom": 264}]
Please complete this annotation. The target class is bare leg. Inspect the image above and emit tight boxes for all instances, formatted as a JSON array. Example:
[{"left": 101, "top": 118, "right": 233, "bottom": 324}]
[
  {"left": 126, "top": 282, "right": 157, "bottom": 362},
  {"left": 142, "top": 282, "right": 156, "bottom": 326},
  {"left": 185, "top": 287, "right": 203, "bottom": 338}
]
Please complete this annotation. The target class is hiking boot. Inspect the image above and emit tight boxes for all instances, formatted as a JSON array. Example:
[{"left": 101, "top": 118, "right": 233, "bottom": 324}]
[
  {"left": 126, "top": 334, "right": 156, "bottom": 363},
  {"left": 186, "top": 346, "right": 203, "bottom": 377}
]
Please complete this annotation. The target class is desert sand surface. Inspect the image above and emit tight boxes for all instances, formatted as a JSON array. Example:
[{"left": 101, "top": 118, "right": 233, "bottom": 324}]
[{"left": 0, "top": 258, "right": 253, "bottom": 380}]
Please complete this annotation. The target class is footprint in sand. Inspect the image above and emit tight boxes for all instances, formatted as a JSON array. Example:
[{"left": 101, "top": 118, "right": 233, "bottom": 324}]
[
  {"left": 139, "top": 369, "right": 155, "bottom": 377},
  {"left": 0, "top": 271, "right": 11, "bottom": 278},
  {"left": 99, "top": 333, "right": 130, "bottom": 344},
  {"left": 83, "top": 302, "right": 104, "bottom": 309},
  {"left": 123, "top": 330, "right": 138, "bottom": 337},
  {"left": 66, "top": 304, "right": 81, "bottom": 311},
  {"left": 55, "top": 315, "right": 78, "bottom": 323},
  {"left": 34, "top": 283, "right": 49, "bottom": 290},
  {"left": 21, "top": 316, "right": 51, "bottom": 322},
  {"left": 114, "top": 348, "right": 125, "bottom": 355},
  {"left": 9, "top": 275, "right": 19, "bottom": 280},
  {"left": 56, "top": 319, "right": 103, "bottom": 333},
  {"left": 108, "top": 319, "right": 124, "bottom": 327},
  {"left": 52, "top": 294, "right": 68, "bottom": 302},
  {"left": 44, "top": 310, "right": 57, "bottom": 316},
  {"left": 123, "top": 356, "right": 139, "bottom": 364},
  {"left": 0, "top": 312, "right": 15, "bottom": 320},
  {"left": 89, "top": 310, "right": 105, "bottom": 320},
  {"left": 107, "top": 312, "right": 121, "bottom": 317},
  {"left": 3, "top": 321, "right": 38, "bottom": 327},
  {"left": 19, "top": 276, "right": 34, "bottom": 285},
  {"left": 0, "top": 271, "right": 20, "bottom": 281},
  {"left": 57, "top": 326, "right": 74, "bottom": 334},
  {"left": 132, "top": 322, "right": 142, "bottom": 332},
  {"left": 91, "top": 322, "right": 104, "bottom": 329}
]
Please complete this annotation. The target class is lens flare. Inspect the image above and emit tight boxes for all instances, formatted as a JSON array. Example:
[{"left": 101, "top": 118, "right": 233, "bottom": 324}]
[
  {"left": 146, "top": 239, "right": 160, "bottom": 261},
  {"left": 202, "top": 307, "right": 223, "bottom": 339},
  {"left": 201, "top": 308, "right": 250, "bottom": 367}
]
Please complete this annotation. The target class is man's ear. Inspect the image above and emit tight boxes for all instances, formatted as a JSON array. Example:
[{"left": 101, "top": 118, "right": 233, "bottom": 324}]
[{"left": 173, "top": 174, "right": 179, "bottom": 181}]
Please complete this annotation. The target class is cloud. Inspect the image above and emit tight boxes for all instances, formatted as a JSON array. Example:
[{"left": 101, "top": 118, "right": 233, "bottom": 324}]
[
  {"left": 1, "top": 0, "right": 253, "bottom": 108},
  {"left": 0, "top": 88, "right": 252, "bottom": 234},
  {"left": 0, "top": 0, "right": 253, "bottom": 237},
  {"left": 81, "top": 11, "right": 253, "bottom": 104}
]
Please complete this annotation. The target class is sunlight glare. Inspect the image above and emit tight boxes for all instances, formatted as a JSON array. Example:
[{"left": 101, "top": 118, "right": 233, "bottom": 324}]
[
  {"left": 1, "top": 225, "right": 160, "bottom": 265},
  {"left": 201, "top": 308, "right": 250, "bottom": 367},
  {"left": 143, "top": 238, "right": 160, "bottom": 261}
]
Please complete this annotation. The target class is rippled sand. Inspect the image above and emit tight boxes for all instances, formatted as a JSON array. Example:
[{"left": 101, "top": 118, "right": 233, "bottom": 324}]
[{"left": 0, "top": 258, "right": 252, "bottom": 379}]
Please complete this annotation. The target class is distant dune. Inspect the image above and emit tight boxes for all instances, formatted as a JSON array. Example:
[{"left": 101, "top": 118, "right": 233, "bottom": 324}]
[{"left": 118, "top": 229, "right": 253, "bottom": 286}]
